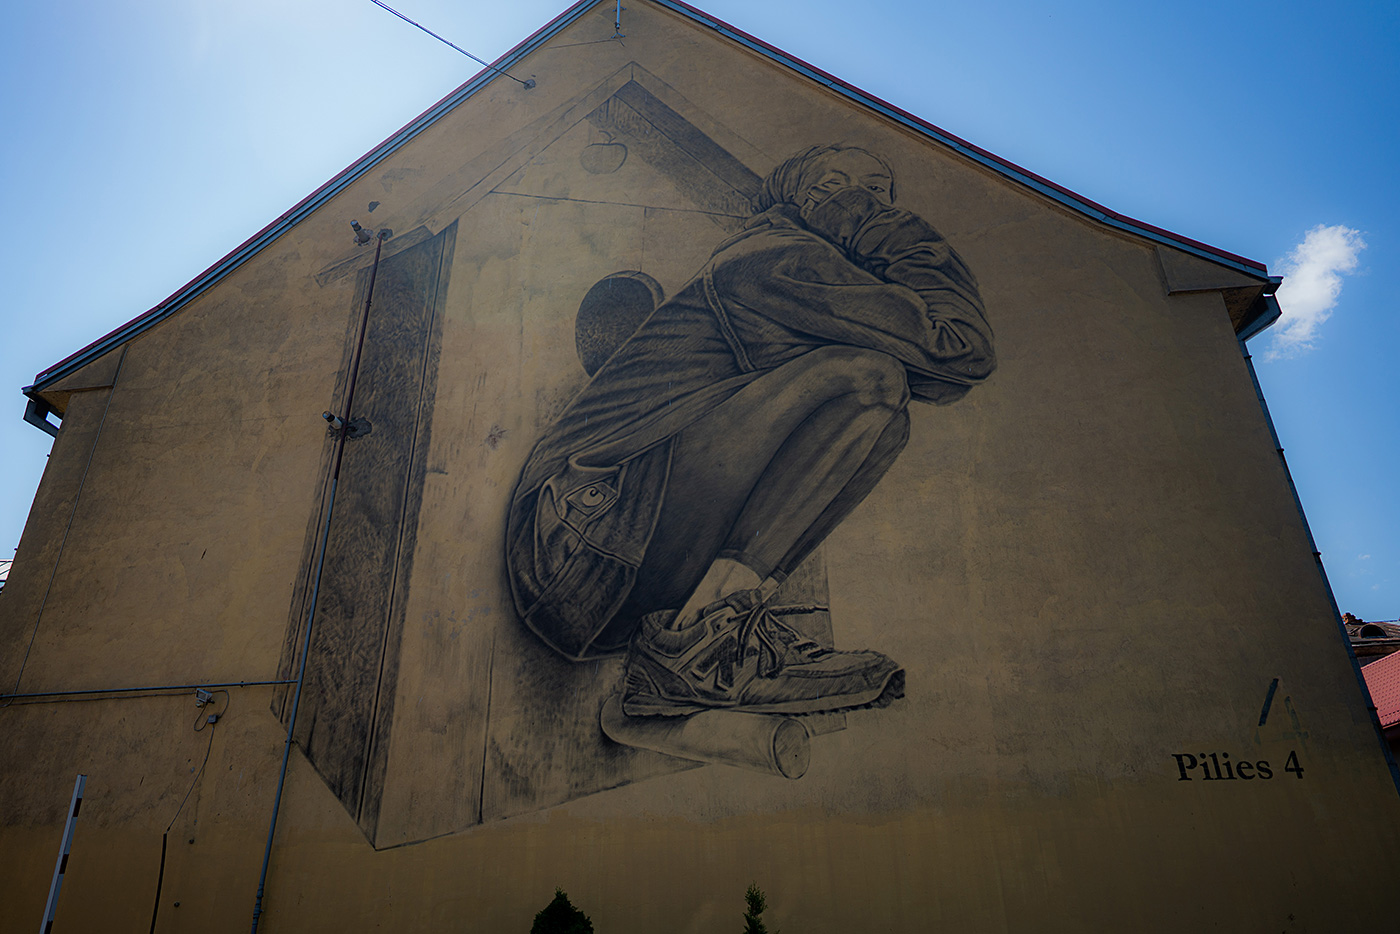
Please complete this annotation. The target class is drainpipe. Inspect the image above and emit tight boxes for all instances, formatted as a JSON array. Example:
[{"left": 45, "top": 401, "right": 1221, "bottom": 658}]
[{"left": 250, "top": 228, "right": 389, "bottom": 933}]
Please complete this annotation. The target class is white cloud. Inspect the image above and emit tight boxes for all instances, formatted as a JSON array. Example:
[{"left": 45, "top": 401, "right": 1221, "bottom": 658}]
[{"left": 1265, "top": 224, "right": 1366, "bottom": 360}]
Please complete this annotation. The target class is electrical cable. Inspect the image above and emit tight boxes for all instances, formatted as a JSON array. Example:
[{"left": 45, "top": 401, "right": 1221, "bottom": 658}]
[
  {"left": 192, "top": 690, "right": 229, "bottom": 732},
  {"left": 170, "top": 703, "right": 222, "bottom": 825},
  {"left": 368, "top": 0, "right": 536, "bottom": 88},
  {"left": 148, "top": 691, "right": 227, "bottom": 933},
  {"left": 1, "top": 680, "right": 294, "bottom": 705}
]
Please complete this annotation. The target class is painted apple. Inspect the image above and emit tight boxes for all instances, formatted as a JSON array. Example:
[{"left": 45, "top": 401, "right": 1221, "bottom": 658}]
[{"left": 580, "top": 141, "right": 628, "bottom": 174}]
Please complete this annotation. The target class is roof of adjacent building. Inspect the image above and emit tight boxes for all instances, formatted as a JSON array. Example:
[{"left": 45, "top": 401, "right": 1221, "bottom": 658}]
[
  {"left": 1362, "top": 649, "right": 1400, "bottom": 730},
  {"left": 1346, "top": 618, "right": 1400, "bottom": 640},
  {"left": 22, "top": 0, "right": 1275, "bottom": 408}
]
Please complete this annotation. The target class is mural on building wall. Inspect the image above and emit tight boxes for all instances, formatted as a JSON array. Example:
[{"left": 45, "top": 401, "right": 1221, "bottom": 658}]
[
  {"left": 508, "top": 142, "right": 994, "bottom": 763},
  {"left": 278, "top": 62, "right": 994, "bottom": 847}
]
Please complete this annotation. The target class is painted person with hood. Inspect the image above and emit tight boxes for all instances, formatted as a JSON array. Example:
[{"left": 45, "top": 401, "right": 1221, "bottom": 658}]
[{"left": 506, "top": 145, "right": 994, "bottom": 717}]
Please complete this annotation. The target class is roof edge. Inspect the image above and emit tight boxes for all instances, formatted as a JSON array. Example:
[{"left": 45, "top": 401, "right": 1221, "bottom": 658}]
[
  {"left": 25, "top": 0, "right": 602, "bottom": 397},
  {"left": 655, "top": 0, "right": 1267, "bottom": 277},
  {"left": 27, "top": 0, "right": 1268, "bottom": 401}
]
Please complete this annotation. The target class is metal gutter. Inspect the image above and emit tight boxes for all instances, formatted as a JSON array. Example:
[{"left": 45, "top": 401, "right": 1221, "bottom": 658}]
[
  {"left": 1238, "top": 294, "right": 1284, "bottom": 342},
  {"left": 24, "top": 397, "right": 60, "bottom": 437},
  {"left": 24, "top": 0, "right": 1273, "bottom": 418}
]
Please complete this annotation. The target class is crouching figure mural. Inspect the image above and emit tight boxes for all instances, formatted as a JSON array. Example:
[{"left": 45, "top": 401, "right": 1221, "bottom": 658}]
[{"left": 506, "top": 145, "right": 994, "bottom": 733}]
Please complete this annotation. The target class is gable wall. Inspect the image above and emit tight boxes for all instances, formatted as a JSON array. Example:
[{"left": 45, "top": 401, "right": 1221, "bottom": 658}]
[{"left": 2, "top": 2, "right": 1395, "bottom": 931}]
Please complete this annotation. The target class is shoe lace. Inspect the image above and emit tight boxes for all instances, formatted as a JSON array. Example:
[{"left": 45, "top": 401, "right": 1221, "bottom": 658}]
[{"left": 734, "top": 604, "right": 830, "bottom": 677}]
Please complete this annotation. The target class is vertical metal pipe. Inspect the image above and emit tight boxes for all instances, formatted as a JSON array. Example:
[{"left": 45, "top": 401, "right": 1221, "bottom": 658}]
[
  {"left": 332, "top": 232, "right": 388, "bottom": 480},
  {"left": 250, "top": 231, "right": 387, "bottom": 932}
]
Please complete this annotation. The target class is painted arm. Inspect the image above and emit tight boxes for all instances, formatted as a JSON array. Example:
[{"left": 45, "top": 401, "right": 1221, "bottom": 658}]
[
  {"left": 719, "top": 194, "right": 995, "bottom": 402},
  {"left": 836, "top": 189, "right": 995, "bottom": 387}
]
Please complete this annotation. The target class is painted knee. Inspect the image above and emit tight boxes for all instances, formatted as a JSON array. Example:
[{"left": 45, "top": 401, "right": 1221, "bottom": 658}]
[
  {"left": 845, "top": 349, "right": 910, "bottom": 411},
  {"left": 782, "top": 346, "right": 911, "bottom": 411}
]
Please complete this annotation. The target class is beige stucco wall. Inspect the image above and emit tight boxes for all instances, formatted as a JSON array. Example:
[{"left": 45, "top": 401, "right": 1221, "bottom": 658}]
[{"left": 3, "top": 2, "right": 1397, "bottom": 931}]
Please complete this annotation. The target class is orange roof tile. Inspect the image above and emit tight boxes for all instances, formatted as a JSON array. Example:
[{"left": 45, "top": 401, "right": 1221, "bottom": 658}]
[{"left": 1361, "top": 651, "right": 1400, "bottom": 729}]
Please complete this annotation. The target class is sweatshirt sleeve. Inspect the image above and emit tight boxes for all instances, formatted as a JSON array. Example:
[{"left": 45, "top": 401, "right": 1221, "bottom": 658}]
[{"left": 716, "top": 192, "right": 995, "bottom": 401}]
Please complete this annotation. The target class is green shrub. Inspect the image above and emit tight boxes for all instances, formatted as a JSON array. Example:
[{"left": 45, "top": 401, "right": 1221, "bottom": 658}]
[
  {"left": 531, "top": 889, "right": 593, "bottom": 934},
  {"left": 742, "top": 883, "right": 777, "bottom": 934}
]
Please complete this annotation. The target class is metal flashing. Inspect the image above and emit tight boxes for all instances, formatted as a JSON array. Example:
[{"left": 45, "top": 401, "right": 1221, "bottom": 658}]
[
  {"left": 25, "top": 0, "right": 1272, "bottom": 413},
  {"left": 24, "top": 397, "right": 59, "bottom": 437},
  {"left": 1238, "top": 294, "right": 1284, "bottom": 343}
]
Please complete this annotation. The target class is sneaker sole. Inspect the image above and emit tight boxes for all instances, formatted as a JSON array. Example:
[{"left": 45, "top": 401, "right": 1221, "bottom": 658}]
[{"left": 622, "top": 668, "right": 904, "bottom": 718}]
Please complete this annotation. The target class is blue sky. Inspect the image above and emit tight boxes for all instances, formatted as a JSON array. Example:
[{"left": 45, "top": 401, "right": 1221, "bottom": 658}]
[{"left": 2, "top": 0, "right": 1395, "bottom": 617}]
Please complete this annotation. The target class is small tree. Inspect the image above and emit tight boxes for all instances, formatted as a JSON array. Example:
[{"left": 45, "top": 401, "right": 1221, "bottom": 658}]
[
  {"left": 742, "top": 883, "right": 776, "bottom": 934},
  {"left": 531, "top": 888, "right": 593, "bottom": 934}
]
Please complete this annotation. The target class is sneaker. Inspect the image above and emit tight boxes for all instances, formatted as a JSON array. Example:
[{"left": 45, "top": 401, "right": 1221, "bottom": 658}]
[{"left": 621, "top": 590, "right": 904, "bottom": 717}]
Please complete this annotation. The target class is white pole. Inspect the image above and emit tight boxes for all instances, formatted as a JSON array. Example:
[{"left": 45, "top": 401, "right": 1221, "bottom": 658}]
[{"left": 39, "top": 774, "right": 86, "bottom": 934}]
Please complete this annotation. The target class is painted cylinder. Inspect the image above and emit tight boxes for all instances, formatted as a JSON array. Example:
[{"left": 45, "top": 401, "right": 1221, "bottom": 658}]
[{"left": 600, "top": 694, "right": 810, "bottom": 779}]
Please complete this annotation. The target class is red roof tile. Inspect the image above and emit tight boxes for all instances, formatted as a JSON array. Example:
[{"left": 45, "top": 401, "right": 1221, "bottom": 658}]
[{"left": 1361, "top": 651, "right": 1400, "bottom": 729}]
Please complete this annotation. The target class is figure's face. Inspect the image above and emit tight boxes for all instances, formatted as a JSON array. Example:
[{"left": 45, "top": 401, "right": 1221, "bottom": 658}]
[{"left": 799, "top": 150, "right": 893, "bottom": 218}]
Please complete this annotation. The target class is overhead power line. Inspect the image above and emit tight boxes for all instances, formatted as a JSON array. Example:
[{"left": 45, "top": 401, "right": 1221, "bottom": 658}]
[{"left": 368, "top": 0, "right": 536, "bottom": 89}]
